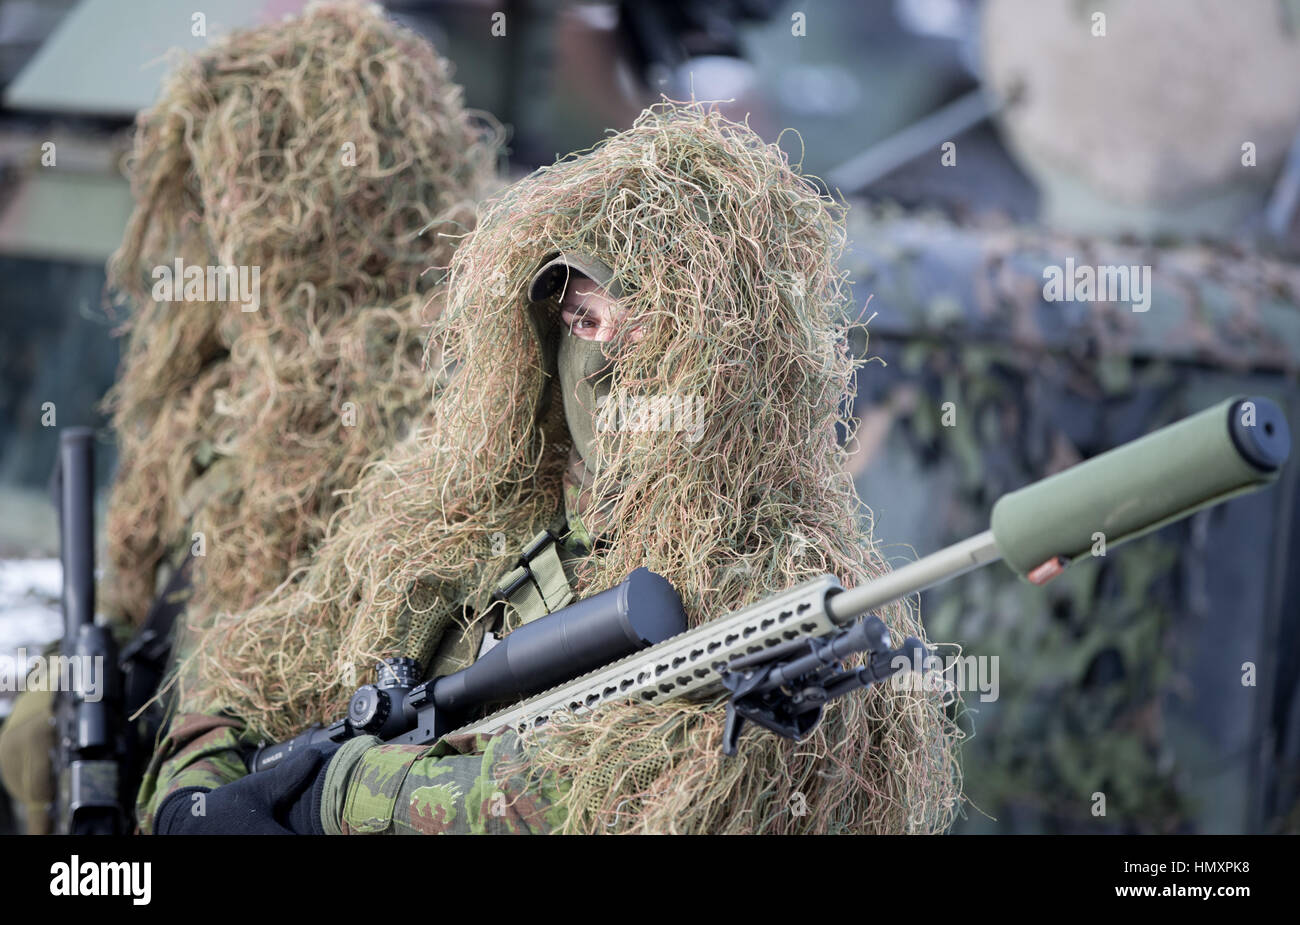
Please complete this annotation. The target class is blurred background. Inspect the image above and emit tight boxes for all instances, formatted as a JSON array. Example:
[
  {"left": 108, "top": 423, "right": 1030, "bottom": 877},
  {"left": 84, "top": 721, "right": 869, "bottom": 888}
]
[{"left": 0, "top": 0, "right": 1297, "bottom": 833}]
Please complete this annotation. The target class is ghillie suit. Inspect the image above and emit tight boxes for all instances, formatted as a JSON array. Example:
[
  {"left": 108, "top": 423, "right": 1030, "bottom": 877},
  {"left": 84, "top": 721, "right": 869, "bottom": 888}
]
[
  {"left": 100, "top": 0, "right": 499, "bottom": 634},
  {"left": 152, "top": 102, "right": 959, "bottom": 835}
]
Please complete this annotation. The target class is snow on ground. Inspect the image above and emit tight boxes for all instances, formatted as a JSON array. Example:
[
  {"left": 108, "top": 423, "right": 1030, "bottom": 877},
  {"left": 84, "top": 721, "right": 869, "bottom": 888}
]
[
  {"left": 0, "top": 557, "right": 61, "bottom": 601},
  {"left": 0, "top": 559, "right": 64, "bottom": 718}
]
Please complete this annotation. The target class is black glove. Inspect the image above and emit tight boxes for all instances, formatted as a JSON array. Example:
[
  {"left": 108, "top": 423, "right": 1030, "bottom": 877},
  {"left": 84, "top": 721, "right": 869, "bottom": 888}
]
[{"left": 155, "top": 743, "right": 337, "bottom": 835}]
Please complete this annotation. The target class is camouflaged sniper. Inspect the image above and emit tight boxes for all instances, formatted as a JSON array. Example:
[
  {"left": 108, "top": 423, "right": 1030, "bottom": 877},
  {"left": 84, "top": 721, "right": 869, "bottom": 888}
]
[
  {"left": 137, "top": 97, "right": 1292, "bottom": 834},
  {"left": 146, "top": 102, "right": 963, "bottom": 836},
  {"left": 140, "top": 386, "right": 1291, "bottom": 834},
  {"left": 56, "top": 0, "right": 499, "bottom": 834}
]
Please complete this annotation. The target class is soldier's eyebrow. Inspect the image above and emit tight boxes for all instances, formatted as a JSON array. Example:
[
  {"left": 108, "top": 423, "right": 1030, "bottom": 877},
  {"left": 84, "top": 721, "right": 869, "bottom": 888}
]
[
  {"left": 562, "top": 287, "right": 607, "bottom": 318},
  {"left": 561, "top": 296, "right": 593, "bottom": 319}
]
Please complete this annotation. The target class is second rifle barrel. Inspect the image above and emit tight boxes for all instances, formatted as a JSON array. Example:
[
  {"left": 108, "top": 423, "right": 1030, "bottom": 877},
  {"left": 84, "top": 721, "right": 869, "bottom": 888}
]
[{"left": 59, "top": 428, "right": 96, "bottom": 636}]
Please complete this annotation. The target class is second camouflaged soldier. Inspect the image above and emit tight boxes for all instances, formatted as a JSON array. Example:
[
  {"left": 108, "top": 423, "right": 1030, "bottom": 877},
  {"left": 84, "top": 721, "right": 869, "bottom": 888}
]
[{"left": 0, "top": 2, "right": 497, "bottom": 835}]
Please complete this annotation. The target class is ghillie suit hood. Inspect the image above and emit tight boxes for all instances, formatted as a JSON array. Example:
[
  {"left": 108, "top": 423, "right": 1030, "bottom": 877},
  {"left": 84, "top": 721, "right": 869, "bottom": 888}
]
[
  {"left": 101, "top": 2, "right": 500, "bottom": 631},
  {"left": 189, "top": 102, "right": 960, "bottom": 834}
]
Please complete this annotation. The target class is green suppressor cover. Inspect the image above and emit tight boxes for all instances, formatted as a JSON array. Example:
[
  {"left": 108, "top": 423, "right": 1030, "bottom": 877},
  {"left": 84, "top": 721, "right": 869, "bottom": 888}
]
[{"left": 991, "top": 396, "right": 1289, "bottom": 579}]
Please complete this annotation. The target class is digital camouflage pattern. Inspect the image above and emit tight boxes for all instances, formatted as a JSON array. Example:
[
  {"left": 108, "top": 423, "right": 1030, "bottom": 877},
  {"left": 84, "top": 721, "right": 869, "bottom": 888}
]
[
  {"left": 138, "top": 677, "right": 572, "bottom": 837},
  {"left": 135, "top": 157, "right": 1300, "bottom": 837},
  {"left": 136, "top": 714, "right": 569, "bottom": 835},
  {"left": 170, "top": 102, "right": 959, "bottom": 836},
  {"left": 137, "top": 603, "right": 572, "bottom": 835}
]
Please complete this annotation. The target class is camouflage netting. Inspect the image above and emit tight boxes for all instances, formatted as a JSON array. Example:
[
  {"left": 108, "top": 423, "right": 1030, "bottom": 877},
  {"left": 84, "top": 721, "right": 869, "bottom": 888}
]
[
  {"left": 843, "top": 202, "right": 1300, "bottom": 832},
  {"left": 101, "top": 1, "right": 500, "bottom": 635},
  {"left": 187, "top": 101, "right": 961, "bottom": 834}
]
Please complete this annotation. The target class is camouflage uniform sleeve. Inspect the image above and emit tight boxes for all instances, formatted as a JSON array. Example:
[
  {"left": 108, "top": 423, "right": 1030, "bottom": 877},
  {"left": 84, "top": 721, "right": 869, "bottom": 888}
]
[
  {"left": 321, "top": 730, "right": 568, "bottom": 835},
  {"left": 134, "top": 712, "right": 249, "bottom": 834}
]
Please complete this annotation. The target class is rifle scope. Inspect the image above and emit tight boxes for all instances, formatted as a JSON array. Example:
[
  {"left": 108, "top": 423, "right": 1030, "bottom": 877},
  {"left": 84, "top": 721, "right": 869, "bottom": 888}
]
[{"left": 249, "top": 567, "right": 687, "bottom": 771}]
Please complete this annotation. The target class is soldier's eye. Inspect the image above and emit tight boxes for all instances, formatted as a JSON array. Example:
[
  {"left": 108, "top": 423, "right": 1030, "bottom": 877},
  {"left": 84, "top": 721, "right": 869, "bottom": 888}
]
[{"left": 561, "top": 308, "right": 599, "bottom": 333}]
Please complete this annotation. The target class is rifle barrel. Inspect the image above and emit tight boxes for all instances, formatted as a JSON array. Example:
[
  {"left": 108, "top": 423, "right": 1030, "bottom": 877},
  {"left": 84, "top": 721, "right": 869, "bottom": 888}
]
[
  {"left": 827, "top": 530, "right": 999, "bottom": 624},
  {"left": 990, "top": 396, "right": 1288, "bottom": 578},
  {"left": 830, "top": 395, "right": 1291, "bottom": 625},
  {"left": 449, "top": 396, "right": 1291, "bottom": 743}
]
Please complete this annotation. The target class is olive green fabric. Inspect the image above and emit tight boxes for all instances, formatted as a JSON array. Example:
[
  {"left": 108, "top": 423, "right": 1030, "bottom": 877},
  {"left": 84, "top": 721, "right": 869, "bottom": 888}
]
[
  {"left": 495, "top": 529, "right": 575, "bottom": 629},
  {"left": 557, "top": 332, "right": 613, "bottom": 468},
  {"left": 559, "top": 447, "right": 611, "bottom": 553},
  {"left": 528, "top": 252, "right": 622, "bottom": 302},
  {"left": 0, "top": 686, "right": 56, "bottom": 834},
  {"left": 991, "top": 396, "right": 1277, "bottom": 576},
  {"left": 525, "top": 537, "right": 573, "bottom": 615}
]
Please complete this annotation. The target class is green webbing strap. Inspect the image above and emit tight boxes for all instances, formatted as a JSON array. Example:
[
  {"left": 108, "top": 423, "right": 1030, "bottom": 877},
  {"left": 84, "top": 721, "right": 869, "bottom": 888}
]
[
  {"left": 531, "top": 539, "right": 574, "bottom": 613},
  {"left": 494, "top": 529, "right": 574, "bottom": 628}
]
